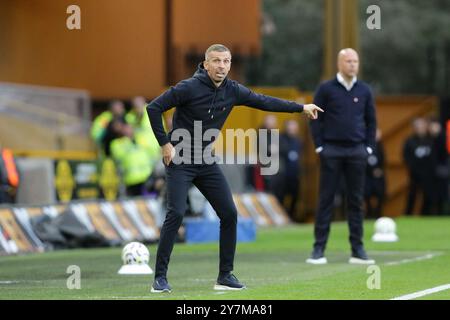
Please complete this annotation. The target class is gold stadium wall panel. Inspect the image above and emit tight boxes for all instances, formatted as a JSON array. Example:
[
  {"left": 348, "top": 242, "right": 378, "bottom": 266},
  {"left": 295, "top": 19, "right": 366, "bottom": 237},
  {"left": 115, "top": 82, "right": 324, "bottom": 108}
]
[
  {"left": 257, "top": 193, "right": 291, "bottom": 225},
  {"left": 249, "top": 194, "right": 275, "bottom": 226},
  {"left": 134, "top": 199, "right": 158, "bottom": 229},
  {"left": 12, "top": 208, "right": 45, "bottom": 251},
  {"left": 27, "top": 205, "right": 66, "bottom": 226},
  {"left": 121, "top": 200, "right": 159, "bottom": 241},
  {"left": 1, "top": 192, "right": 287, "bottom": 255},
  {"left": 82, "top": 202, "right": 120, "bottom": 240},
  {"left": 142, "top": 198, "right": 184, "bottom": 242},
  {"left": 70, "top": 203, "right": 100, "bottom": 234},
  {"left": 234, "top": 193, "right": 291, "bottom": 226},
  {"left": 0, "top": 208, "right": 35, "bottom": 253},
  {"left": 23, "top": 207, "right": 44, "bottom": 217},
  {"left": 135, "top": 199, "right": 161, "bottom": 240},
  {"left": 232, "top": 195, "right": 252, "bottom": 219},
  {"left": 238, "top": 194, "right": 272, "bottom": 226},
  {"left": 266, "top": 194, "right": 290, "bottom": 219},
  {"left": 145, "top": 199, "right": 165, "bottom": 228},
  {"left": 42, "top": 205, "right": 67, "bottom": 217},
  {"left": 110, "top": 202, "right": 142, "bottom": 240},
  {"left": 98, "top": 202, "right": 134, "bottom": 242}
]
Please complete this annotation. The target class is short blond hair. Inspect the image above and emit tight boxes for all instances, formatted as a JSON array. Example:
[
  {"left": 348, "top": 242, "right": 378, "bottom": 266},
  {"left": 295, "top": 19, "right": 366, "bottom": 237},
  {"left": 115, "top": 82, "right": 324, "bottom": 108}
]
[{"left": 205, "top": 44, "right": 231, "bottom": 60}]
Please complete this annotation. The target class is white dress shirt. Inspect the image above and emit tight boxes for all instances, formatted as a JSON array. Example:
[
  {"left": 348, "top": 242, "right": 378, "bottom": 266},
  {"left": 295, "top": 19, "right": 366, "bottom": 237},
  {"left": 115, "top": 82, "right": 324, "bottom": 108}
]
[{"left": 336, "top": 72, "right": 357, "bottom": 92}]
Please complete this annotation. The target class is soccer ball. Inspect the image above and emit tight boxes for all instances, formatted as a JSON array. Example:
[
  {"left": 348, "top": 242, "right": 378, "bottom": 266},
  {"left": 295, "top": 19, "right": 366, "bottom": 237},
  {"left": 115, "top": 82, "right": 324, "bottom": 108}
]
[
  {"left": 374, "top": 217, "right": 396, "bottom": 234},
  {"left": 372, "top": 217, "right": 398, "bottom": 242},
  {"left": 122, "top": 242, "right": 150, "bottom": 265},
  {"left": 118, "top": 242, "right": 153, "bottom": 275}
]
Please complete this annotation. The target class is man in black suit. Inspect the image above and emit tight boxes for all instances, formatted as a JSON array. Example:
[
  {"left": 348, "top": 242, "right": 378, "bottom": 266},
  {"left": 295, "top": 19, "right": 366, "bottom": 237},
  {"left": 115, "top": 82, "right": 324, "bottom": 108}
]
[{"left": 308, "top": 48, "right": 377, "bottom": 265}]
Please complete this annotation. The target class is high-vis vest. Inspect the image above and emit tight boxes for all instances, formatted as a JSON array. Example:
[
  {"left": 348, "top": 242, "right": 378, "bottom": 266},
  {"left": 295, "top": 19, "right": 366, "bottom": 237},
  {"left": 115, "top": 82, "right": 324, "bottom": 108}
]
[
  {"left": 125, "top": 111, "right": 151, "bottom": 130},
  {"left": 110, "top": 137, "right": 152, "bottom": 186},
  {"left": 1, "top": 149, "right": 19, "bottom": 188},
  {"left": 90, "top": 111, "right": 113, "bottom": 144}
]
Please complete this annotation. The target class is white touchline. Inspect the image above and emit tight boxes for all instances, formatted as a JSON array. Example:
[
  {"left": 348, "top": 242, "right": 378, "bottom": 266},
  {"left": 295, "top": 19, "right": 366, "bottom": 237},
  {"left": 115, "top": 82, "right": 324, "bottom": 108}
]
[
  {"left": 384, "top": 253, "right": 442, "bottom": 266},
  {"left": 390, "top": 284, "right": 450, "bottom": 300}
]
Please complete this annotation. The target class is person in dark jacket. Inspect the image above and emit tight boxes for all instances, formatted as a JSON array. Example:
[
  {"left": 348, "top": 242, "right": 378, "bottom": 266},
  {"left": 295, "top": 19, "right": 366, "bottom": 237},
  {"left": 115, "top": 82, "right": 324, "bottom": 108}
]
[
  {"left": 146, "top": 44, "right": 323, "bottom": 293},
  {"left": 100, "top": 100, "right": 127, "bottom": 157},
  {"left": 403, "top": 118, "right": 434, "bottom": 215},
  {"left": 276, "top": 119, "right": 303, "bottom": 220},
  {"left": 308, "top": 48, "right": 377, "bottom": 265},
  {"left": 91, "top": 100, "right": 126, "bottom": 156},
  {"left": 257, "top": 115, "right": 279, "bottom": 193},
  {"left": 427, "top": 118, "right": 448, "bottom": 215}
]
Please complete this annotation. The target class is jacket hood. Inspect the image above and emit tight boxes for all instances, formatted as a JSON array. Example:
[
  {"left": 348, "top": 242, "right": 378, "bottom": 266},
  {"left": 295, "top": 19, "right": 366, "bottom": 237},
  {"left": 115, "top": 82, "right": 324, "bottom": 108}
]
[{"left": 193, "top": 62, "right": 228, "bottom": 89}]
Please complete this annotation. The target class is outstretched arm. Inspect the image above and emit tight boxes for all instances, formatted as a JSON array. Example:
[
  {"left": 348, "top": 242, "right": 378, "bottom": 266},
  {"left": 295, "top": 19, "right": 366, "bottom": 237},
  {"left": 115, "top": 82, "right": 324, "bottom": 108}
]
[{"left": 236, "top": 84, "right": 323, "bottom": 119}]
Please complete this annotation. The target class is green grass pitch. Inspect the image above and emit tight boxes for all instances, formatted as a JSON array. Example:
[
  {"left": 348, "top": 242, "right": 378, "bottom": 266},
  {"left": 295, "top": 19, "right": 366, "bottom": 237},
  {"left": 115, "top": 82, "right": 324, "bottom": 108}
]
[{"left": 1, "top": 217, "right": 449, "bottom": 300}]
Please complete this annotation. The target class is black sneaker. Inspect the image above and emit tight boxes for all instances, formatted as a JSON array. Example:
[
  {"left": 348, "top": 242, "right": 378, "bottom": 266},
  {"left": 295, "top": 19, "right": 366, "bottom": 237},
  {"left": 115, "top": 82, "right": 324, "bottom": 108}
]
[
  {"left": 151, "top": 277, "right": 172, "bottom": 293},
  {"left": 214, "top": 273, "right": 246, "bottom": 291},
  {"left": 306, "top": 247, "right": 327, "bottom": 264},
  {"left": 349, "top": 248, "right": 375, "bottom": 265}
]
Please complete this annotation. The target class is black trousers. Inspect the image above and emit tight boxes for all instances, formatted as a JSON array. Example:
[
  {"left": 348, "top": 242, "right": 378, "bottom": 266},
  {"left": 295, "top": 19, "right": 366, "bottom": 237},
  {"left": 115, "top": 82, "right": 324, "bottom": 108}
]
[
  {"left": 155, "top": 162, "right": 238, "bottom": 279},
  {"left": 275, "top": 176, "right": 300, "bottom": 220},
  {"left": 404, "top": 173, "right": 433, "bottom": 215},
  {"left": 314, "top": 143, "right": 368, "bottom": 254},
  {"left": 364, "top": 177, "right": 386, "bottom": 218}
]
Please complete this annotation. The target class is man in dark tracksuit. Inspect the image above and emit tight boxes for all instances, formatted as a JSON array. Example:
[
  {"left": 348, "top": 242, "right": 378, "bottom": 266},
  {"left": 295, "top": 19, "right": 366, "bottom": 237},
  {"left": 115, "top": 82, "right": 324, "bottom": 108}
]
[
  {"left": 403, "top": 118, "right": 434, "bottom": 215},
  {"left": 308, "top": 48, "right": 377, "bottom": 265},
  {"left": 428, "top": 118, "right": 448, "bottom": 215},
  {"left": 277, "top": 120, "right": 303, "bottom": 220},
  {"left": 147, "top": 44, "right": 323, "bottom": 292}
]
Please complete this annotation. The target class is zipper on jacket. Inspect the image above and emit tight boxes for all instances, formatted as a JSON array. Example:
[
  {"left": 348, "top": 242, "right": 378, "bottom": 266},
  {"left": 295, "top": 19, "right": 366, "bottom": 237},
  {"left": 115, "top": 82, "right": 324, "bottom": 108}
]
[{"left": 208, "top": 88, "right": 218, "bottom": 119}]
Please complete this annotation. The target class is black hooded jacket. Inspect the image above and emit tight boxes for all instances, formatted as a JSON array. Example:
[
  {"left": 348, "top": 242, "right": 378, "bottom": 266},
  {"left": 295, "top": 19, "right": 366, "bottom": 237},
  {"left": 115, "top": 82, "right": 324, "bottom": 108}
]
[{"left": 147, "top": 63, "right": 304, "bottom": 161}]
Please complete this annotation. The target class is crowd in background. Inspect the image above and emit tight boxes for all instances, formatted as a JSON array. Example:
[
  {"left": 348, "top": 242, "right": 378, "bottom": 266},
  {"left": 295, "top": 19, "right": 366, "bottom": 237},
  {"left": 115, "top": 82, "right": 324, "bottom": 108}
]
[
  {"left": 244, "top": 115, "right": 449, "bottom": 221},
  {"left": 90, "top": 97, "right": 165, "bottom": 198},
  {"left": 403, "top": 117, "right": 448, "bottom": 216}
]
